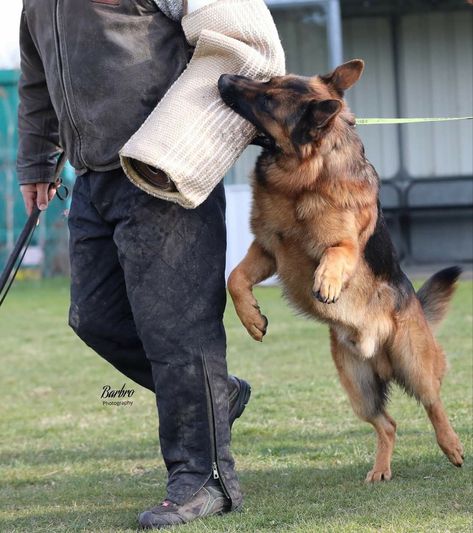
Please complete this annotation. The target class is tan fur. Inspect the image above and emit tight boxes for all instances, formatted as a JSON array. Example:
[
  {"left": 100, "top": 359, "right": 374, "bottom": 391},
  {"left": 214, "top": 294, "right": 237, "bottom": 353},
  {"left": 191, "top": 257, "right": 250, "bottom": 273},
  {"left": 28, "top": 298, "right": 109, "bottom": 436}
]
[{"left": 223, "top": 60, "right": 464, "bottom": 481}]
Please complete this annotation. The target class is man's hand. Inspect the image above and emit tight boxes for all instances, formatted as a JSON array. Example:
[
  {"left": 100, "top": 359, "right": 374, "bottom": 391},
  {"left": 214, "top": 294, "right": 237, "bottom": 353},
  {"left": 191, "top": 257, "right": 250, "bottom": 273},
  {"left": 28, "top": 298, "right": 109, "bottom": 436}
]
[{"left": 20, "top": 182, "right": 57, "bottom": 215}]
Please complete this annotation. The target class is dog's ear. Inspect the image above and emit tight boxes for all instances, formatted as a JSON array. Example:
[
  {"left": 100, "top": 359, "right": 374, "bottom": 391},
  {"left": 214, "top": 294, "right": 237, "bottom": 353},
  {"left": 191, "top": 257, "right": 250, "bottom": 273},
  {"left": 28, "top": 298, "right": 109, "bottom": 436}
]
[
  {"left": 291, "top": 99, "right": 342, "bottom": 146},
  {"left": 320, "top": 59, "right": 364, "bottom": 94},
  {"left": 310, "top": 99, "right": 342, "bottom": 128}
]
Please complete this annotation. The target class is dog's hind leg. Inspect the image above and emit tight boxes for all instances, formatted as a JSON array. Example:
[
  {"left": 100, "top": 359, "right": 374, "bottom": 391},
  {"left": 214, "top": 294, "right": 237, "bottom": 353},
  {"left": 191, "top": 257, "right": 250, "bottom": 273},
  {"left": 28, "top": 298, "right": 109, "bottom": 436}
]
[
  {"left": 330, "top": 328, "right": 396, "bottom": 482},
  {"left": 228, "top": 240, "right": 276, "bottom": 342},
  {"left": 391, "top": 306, "right": 464, "bottom": 467},
  {"left": 365, "top": 411, "right": 397, "bottom": 482},
  {"left": 425, "top": 397, "right": 464, "bottom": 466}
]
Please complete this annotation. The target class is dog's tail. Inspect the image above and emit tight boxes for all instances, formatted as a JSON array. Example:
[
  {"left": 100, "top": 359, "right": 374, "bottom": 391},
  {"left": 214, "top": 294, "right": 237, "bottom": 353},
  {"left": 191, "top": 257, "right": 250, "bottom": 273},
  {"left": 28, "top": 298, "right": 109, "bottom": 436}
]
[{"left": 417, "top": 266, "right": 462, "bottom": 329}]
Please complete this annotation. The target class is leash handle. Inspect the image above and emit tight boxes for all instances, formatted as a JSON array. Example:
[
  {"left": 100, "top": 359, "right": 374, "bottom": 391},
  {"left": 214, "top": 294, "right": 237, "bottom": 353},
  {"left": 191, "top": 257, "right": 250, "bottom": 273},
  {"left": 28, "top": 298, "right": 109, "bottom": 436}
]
[
  {"left": 0, "top": 205, "right": 40, "bottom": 305},
  {"left": 0, "top": 152, "right": 68, "bottom": 307}
]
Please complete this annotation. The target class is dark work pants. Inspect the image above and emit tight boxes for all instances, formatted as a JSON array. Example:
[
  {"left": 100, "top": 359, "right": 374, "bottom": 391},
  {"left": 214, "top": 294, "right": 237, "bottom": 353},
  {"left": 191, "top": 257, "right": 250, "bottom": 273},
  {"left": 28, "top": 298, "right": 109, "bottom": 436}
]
[{"left": 67, "top": 168, "right": 242, "bottom": 508}]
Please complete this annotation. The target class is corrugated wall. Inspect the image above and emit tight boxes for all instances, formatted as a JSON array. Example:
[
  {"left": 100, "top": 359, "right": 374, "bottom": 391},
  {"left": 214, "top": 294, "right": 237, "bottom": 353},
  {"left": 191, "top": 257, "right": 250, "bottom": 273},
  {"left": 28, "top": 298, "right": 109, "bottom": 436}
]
[
  {"left": 225, "top": 9, "right": 473, "bottom": 184},
  {"left": 400, "top": 12, "right": 473, "bottom": 177}
]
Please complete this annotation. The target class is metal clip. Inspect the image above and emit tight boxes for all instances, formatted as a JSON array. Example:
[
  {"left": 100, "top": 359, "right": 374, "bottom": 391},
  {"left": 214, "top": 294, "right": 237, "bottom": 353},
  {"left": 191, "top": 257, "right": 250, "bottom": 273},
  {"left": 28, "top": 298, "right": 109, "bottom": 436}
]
[{"left": 54, "top": 177, "right": 70, "bottom": 201}]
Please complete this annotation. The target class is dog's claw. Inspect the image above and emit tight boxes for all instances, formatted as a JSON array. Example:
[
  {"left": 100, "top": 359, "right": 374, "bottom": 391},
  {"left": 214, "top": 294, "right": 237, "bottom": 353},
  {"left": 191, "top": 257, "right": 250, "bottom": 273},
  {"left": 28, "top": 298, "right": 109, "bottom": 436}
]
[
  {"left": 365, "top": 468, "right": 392, "bottom": 483},
  {"left": 261, "top": 315, "right": 269, "bottom": 334},
  {"left": 313, "top": 290, "right": 326, "bottom": 304},
  {"left": 313, "top": 290, "right": 338, "bottom": 305}
]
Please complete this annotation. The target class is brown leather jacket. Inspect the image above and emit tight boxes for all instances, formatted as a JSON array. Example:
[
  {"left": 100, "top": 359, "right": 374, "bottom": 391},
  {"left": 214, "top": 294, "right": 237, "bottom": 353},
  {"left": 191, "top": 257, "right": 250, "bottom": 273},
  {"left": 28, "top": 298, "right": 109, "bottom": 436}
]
[{"left": 17, "top": 0, "right": 190, "bottom": 184}]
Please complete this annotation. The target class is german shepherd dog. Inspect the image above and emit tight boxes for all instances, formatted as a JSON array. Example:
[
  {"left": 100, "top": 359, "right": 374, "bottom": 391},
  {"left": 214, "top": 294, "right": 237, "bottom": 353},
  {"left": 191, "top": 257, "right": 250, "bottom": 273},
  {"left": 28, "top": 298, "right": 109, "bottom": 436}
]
[{"left": 218, "top": 60, "right": 464, "bottom": 482}]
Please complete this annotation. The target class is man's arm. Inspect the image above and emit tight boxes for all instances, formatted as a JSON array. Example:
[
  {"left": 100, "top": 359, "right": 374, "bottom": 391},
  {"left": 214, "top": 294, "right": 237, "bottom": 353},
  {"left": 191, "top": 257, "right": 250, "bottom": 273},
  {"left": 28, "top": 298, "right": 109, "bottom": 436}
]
[
  {"left": 17, "top": 9, "right": 61, "bottom": 213},
  {"left": 120, "top": 0, "right": 285, "bottom": 209}
]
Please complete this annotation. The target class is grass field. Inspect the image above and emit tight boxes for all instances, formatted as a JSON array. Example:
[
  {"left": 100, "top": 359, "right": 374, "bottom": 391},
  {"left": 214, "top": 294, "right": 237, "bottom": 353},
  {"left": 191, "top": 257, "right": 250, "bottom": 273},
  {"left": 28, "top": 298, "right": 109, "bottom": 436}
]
[{"left": 0, "top": 278, "right": 471, "bottom": 532}]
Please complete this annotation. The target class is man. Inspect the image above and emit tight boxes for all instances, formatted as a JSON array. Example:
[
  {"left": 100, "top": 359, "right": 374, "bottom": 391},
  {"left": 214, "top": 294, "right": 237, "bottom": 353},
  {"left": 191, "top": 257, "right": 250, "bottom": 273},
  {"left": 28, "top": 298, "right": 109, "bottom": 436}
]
[{"left": 17, "top": 0, "right": 284, "bottom": 529}]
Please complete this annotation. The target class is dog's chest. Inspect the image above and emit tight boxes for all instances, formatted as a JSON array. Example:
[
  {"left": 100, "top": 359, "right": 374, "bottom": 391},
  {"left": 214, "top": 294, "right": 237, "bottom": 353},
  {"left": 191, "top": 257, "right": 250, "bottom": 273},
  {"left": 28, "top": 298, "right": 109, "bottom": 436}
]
[
  {"left": 251, "top": 189, "right": 331, "bottom": 257},
  {"left": 251, "top": 191, "right": 293, "bottom": 246}
]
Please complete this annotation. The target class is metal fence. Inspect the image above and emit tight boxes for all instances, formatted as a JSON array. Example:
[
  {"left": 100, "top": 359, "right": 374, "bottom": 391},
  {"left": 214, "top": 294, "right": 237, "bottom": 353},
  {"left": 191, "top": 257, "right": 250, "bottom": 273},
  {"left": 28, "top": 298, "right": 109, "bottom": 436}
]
[{"left": 0, "top": 70, "right": 74, "bottom": 278}]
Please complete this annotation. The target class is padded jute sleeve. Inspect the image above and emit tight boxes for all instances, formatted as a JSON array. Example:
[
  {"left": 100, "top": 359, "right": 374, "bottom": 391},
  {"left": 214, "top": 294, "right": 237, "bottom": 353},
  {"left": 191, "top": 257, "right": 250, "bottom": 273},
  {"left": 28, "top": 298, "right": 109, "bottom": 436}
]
[{"left": 119, "top": 0, "right": 285, "bottom": 209}]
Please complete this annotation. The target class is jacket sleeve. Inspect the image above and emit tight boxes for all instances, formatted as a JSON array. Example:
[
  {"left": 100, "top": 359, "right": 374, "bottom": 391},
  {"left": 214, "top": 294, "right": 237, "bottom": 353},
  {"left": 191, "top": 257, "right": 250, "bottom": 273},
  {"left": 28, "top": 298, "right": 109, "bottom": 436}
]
[
  {"left": 152, "top": 0, "right": 185, "bottom": 20},
  {"left": 16, "top": 9, "right": 62, "bottom": 185},
  {"left": 120, "top": 0, "right": 285, "bottom": 209},
  {"left": 152, "top": 1, "right": 214, "bottom": 21}
]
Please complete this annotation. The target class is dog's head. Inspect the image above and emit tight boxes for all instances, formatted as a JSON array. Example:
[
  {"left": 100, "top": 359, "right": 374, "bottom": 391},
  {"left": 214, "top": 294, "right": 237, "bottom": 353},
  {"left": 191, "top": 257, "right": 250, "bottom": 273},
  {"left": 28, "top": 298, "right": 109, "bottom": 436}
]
[{"left": 218, "top": 59, "right": 364, "bottom": 157}]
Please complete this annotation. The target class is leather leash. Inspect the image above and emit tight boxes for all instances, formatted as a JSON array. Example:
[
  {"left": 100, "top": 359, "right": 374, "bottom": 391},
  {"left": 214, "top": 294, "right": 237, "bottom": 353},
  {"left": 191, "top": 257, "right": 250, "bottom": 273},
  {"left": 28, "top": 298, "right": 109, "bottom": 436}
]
[{"left": 0, "top": 152, "right": 68, "bottom": 307}]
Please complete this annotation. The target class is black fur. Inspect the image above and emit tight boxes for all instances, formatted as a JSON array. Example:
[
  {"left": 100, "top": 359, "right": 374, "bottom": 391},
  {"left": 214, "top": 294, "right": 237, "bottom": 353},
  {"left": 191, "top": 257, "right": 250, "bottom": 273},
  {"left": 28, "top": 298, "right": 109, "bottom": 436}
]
[
  {"left": 279, "top": 78, "right": 312, "bottom": 94},
  {"left": 364, "top": 207, "right": 399, "bottom": 280},
  {"left": 392, "top": 366, "right": 418, "bottom": 400},
  {"left": 416, "top": 266, "right": 462, "bottom": 325},
  {"left": 250, "top": 133, "right": 276, "bottom": 150},
  {"left": 372, "top": 376, "right": 390, "bottom": 417},
  {"left": 418, "top": 266, "right": 462, "bottom": 296},
  {"left": 291, "top": 118, "right": 313, "bottom": 146},
  {"left": 255, "top": 151, "right": 268, "bottom": 187},
  {"left": 290, "top": 100, "right": 341, "bottom": 151},
  {"left": 358, "top": 370, "right": 390, "bottom": 418},
  {"left": 364, "top": 205, "right": 414, "bottom": 306}
]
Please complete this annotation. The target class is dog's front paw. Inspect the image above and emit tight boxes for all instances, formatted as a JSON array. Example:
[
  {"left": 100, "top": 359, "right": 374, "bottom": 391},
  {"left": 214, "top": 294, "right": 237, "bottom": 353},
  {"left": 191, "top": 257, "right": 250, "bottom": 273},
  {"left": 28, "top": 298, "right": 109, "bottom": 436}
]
[
  {"left": 235, "top": 299, "right": 268, "bottom": 342},
  {"left": 313, "top": 263, "right": 343, "bottom": 304}
]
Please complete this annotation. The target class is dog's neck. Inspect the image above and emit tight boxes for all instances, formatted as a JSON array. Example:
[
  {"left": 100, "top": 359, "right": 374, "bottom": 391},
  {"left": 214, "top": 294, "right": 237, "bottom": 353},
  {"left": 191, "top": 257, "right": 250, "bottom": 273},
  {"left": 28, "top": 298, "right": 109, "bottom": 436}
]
[{"left": 258, "top": 109, "right": 377, "bottom": 203}]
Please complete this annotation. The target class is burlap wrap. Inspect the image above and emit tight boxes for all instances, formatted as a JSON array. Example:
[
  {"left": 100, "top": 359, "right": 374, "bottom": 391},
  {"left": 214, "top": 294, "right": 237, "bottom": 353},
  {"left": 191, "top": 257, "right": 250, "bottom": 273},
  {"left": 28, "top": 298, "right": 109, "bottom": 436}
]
[{"left": 119, "top": 0, "right": 285, "bottom": 209}]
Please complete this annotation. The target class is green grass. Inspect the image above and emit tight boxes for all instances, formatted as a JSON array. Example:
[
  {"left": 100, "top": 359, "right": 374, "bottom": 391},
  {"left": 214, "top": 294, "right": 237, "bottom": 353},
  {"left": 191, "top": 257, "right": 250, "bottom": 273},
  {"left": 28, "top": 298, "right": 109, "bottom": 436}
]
[{"left": 0, "top": 278, "right": 471, "bottom": 532}]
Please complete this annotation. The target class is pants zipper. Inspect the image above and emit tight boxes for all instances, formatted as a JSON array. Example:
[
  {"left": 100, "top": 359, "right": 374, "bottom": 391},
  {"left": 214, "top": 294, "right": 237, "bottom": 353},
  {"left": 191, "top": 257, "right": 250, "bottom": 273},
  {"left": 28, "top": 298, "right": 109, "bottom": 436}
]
[
  {"left": 212, "top": 462, "right": 219, "bottom": 480},
  {"left": 202, "top": 353, "right": 230, "bottom": 499}
]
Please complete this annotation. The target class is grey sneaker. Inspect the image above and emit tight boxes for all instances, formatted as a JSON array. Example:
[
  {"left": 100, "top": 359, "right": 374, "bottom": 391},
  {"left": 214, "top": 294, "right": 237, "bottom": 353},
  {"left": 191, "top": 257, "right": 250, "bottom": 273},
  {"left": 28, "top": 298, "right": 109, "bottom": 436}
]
[
  {"left": 228, "top": 375, "right": 251, "bottom": 428},
  {"left": 138, "top": 481, "right": 231, "bottom": 529}
]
